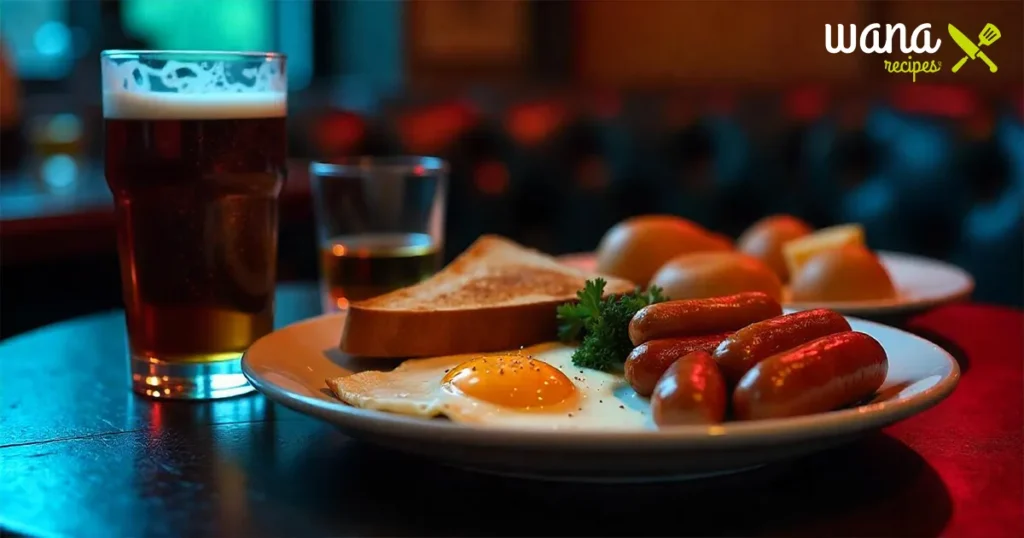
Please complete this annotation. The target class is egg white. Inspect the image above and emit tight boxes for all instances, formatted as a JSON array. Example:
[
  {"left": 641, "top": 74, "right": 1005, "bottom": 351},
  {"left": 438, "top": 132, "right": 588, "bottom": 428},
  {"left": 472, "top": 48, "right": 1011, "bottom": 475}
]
[{"left": 327, "top": 343, "right": 653, "bottom": 431}]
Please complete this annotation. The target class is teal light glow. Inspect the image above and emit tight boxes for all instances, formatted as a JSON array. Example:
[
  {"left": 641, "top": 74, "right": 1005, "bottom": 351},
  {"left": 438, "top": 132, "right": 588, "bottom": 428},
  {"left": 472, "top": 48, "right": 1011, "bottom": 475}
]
[{"left": 122, "top": 0, "right": 271, "bottom": 52}]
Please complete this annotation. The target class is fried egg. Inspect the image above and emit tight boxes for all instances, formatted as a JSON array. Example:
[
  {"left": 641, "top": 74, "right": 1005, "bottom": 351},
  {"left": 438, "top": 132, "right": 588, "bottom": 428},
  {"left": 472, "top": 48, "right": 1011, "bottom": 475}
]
[{"left": 327, "top": 343, "right": 652, "bottom": 430}]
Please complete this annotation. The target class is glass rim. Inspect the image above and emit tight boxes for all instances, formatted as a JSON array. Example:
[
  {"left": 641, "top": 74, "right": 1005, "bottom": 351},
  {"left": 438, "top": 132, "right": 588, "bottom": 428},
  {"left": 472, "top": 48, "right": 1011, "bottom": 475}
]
[
  {"left": 101, "top": 50, "right": 285, "bottom": 61},
  {"left": 310, "top": 156, "right": 448, "bottom": 176}
]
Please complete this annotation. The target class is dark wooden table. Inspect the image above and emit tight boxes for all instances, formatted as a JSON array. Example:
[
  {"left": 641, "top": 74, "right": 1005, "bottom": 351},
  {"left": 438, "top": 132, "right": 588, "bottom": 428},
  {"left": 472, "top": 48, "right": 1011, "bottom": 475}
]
[{"left": 1, "top": 284, "right": 1022, "bottom": 537}]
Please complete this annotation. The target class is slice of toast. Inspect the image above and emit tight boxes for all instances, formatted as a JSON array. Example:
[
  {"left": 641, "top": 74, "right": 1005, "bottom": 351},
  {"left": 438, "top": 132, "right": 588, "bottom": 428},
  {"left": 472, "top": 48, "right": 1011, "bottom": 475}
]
[{"left": 340, "top": 235, "right": 636, "bottom": 357}]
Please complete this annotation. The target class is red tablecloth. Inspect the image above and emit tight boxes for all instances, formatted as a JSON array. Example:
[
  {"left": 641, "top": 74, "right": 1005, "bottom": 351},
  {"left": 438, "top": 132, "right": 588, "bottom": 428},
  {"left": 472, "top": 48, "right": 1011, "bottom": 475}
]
[{"left": 897, "top": 305, "right": 1023, "bottom": 536}]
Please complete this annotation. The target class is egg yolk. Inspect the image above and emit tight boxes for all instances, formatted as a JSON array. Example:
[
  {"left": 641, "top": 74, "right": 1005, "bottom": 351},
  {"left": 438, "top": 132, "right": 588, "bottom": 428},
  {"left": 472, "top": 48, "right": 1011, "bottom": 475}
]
[{"left": 441, "top": 355, "right": 577, "bottom": 410}]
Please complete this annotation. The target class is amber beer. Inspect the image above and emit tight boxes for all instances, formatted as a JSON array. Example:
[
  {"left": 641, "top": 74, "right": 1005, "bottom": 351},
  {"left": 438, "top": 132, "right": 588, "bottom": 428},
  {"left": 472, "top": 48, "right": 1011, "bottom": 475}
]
[{"left": 102, "top": 52, "right": 286, "bottom": 399}]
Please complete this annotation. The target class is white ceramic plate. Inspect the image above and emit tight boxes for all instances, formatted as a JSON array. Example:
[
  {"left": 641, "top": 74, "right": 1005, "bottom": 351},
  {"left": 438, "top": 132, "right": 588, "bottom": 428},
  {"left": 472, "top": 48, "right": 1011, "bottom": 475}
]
[
  {"left": 558, "top": 251, "right": 975, "bottom": 317},
  {"left": 242, "top": 311, "right": 959, "bottom": 482}
]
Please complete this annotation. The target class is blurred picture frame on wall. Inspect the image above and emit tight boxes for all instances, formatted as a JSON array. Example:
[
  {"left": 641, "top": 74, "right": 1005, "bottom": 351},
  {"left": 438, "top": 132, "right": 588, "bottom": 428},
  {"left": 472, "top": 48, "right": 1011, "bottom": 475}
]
[{"left": 408, "top": 0, "right": 528, "bottom": 70}]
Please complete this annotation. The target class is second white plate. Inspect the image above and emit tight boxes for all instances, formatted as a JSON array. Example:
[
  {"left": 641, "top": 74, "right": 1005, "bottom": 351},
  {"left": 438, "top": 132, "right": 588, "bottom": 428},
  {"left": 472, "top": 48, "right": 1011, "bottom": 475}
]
[{"left": 558, "top": 251, "right": 974, "bottom": 317}]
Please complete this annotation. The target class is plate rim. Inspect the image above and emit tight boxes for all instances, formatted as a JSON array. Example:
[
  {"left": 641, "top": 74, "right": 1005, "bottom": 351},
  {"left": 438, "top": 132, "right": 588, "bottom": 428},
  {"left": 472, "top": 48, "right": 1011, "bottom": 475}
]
[
  {"left": 558, "top": 250, "right": 975, "bottom": 315},
  {"left": 242, "top": 312, "right": 961, "bottom": 450}
]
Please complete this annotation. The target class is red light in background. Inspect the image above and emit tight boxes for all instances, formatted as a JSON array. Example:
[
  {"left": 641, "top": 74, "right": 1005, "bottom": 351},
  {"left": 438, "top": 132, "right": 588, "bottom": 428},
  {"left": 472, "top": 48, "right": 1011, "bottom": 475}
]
[
  {"left": 506, "top": 101, "right": 567, "bottom": 146},
  {"left": 398, "top": 101, "right": 477, "bottom": 154},
  {"left": 786, "top": 86, "right": 828, "bottom": 121},
  {"left": 315, "top": 111, "right": 365, "bottom": 156},
  {"left": 474, "top": 160, "right": 509, "bottom": 196},
  {"left": 891, "top": 85, "right": 977, "bottom": 118}
]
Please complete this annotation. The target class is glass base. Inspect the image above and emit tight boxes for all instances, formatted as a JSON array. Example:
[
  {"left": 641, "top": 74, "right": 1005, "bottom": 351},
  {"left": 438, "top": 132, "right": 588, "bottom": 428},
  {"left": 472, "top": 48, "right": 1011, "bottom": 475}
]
[{"left": 131, "top": 353, "right": 255, "bottom": 400}]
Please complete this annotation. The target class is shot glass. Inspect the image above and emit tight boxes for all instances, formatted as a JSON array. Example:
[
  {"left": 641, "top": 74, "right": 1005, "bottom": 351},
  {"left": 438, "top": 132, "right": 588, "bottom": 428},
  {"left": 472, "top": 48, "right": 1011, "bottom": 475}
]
[
  {"left": 310, "top": 157, "right": 447, "bottom": 313},
  {"left": 101, "top": 50, "right": 287, "bottom": 399}
]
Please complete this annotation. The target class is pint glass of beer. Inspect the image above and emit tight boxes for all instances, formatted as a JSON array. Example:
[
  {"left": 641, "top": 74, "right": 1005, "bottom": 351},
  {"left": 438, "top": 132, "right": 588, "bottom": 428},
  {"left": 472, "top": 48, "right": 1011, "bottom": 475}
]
[{"left": 101, "top": 51, "right": 286, "bottom": 399}]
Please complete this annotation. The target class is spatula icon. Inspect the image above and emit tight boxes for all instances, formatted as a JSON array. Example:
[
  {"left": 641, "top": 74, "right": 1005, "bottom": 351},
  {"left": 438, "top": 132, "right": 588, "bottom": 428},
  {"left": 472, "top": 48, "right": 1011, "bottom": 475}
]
[{"left": 950, "top": 23, "right": 1001, "bottom": 73}]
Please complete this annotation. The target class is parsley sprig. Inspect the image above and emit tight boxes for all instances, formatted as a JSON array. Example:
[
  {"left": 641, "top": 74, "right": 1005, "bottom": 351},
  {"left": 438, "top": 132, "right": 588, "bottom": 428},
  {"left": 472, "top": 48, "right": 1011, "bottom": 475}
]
[{"left": 556, "top": 278, "right": 666, "bottom": 371}]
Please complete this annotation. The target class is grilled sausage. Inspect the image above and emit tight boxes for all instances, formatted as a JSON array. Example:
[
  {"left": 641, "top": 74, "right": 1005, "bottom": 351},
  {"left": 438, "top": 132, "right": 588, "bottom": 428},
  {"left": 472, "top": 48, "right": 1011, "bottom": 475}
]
[
  {"left": 629, "top": 292, "right": 781, "bottom": 346},
  {"left": 625, "top": 333, "right": 731, "bottom": 396},
  {"left": 713, "top": 308, "right": 851, "bottom": 386},
  {"left": 651, "top": 351, "right": 727, "bottom": 427},
  {"left": 732, "top": 331, "right": 888, "bottom": 420}
]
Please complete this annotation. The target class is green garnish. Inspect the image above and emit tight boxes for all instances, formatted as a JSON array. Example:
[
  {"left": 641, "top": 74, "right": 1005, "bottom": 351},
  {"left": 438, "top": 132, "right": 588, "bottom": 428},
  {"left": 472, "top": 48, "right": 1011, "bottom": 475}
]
[{"left": 556, "top": 278, "right": 666, "bottom": 372}]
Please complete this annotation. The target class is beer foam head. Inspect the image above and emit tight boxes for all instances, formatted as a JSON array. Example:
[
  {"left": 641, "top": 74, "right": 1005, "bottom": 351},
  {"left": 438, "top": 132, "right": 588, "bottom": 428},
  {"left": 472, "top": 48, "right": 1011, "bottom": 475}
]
[
  {"left": 102, "top": 54, "right": 286, "bottom": 120},
  {"left": 104, "top": 91, "right": 285, "bottom": 120}
]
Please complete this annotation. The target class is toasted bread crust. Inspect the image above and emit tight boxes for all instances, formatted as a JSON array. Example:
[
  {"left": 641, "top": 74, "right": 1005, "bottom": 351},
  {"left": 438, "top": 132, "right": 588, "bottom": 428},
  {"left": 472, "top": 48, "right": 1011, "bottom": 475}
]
[{"left": 340, "top": 235, "right": 635, "bottom": 357}]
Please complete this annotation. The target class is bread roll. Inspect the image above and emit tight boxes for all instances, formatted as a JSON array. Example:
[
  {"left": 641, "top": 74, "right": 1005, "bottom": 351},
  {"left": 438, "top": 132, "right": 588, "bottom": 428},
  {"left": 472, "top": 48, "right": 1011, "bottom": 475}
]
[
  {"left": 650, "top": 251, "right": 783, "bottom": 302},
  {"left": 737, "top": 215, "right": 812, "bottom": 282},
  {"left": 596, "top": 215, "right": 731, "bottom": 285},
  {"left": 790, "top": 245, "right": 896, "bottom": 302}
]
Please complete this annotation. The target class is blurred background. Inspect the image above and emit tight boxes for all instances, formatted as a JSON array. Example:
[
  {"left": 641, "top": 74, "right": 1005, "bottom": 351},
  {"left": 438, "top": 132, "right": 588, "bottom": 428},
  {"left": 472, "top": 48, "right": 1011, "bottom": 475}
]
[{"left": 0, "top": 0, "right": 1021, "bottom": 338}]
